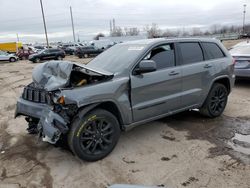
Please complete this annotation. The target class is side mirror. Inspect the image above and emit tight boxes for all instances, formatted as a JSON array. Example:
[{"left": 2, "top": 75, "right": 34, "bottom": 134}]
[{"left": 135, "top": 60, "right": 156, "bottom": 74}]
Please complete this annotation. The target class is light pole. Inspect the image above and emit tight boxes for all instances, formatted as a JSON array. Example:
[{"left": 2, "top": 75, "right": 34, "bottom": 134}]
[
  {"left": 243, "top": 4, "right": 247, "bottom": 35},
  {"left": 70, "top": 6, "right": 76, "bottom": 43},
  {"left": 39, "top": 0, "right": 49, "bottom": 48},
  {"left": 16, "top": 33, "right": 19, "bottom": 42}
]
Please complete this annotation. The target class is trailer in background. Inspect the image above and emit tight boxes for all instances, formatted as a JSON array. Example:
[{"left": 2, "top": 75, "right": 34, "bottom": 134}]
[{"left": 0, "top": 42, "right": 22, "bottom": 53}]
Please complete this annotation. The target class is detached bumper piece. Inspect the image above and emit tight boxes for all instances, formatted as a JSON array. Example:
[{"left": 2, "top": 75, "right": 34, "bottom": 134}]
[{"left": 38, "top": 108, "right": 68, "bottom": 144}]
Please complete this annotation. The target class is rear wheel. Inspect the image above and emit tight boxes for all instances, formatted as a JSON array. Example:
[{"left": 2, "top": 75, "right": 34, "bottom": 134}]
[
  {"left": 33, "top": 58, "right": 40, "bottom": 63},
  {"left": 57, "top": 55, "right": 63, "bottom": 60},
  {"left": 68, "top": 109, "right": 120, "bottom": 161},
  {"left": 21, "top": 56, "right": 27, "bottom": 60},
  {"left": 199, "top": 83, "right": 228, "bottom": 118},
  {"left": 9, "top": 57, "right": 16, "bottom": 62}
]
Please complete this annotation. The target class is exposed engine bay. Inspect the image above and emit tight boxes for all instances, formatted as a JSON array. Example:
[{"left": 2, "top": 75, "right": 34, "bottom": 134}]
[{"left": 32, "top": 61, "right": 113, "bottom": 91}]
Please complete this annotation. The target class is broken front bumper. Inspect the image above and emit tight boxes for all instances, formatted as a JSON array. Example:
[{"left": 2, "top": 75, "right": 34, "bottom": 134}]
[
  {"left": 38, "top": 108, "right": 68, "bottom": 144},
  {"left": 15, "top": 97, "right": 68, "bottom": 144},
  {"left": 15, "top": 97, "right": 49, "bottom": 119}
]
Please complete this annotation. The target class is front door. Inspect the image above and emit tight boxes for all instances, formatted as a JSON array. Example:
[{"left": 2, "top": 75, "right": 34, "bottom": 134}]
[{"left": 130, "top": 43, "right": 182, "bottom": 122}]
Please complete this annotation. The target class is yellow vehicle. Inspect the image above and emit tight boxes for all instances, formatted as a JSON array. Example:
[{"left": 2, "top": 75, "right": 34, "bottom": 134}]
[{"left": 0, "top": 42, "right": 22, "bottom": 53}]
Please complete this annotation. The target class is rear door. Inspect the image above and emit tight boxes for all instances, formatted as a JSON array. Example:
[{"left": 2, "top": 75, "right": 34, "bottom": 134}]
[
  {"left": 177, "top": 42, "right": 214, "bottom": 108},
  {"left": 41, "top": 49, "right": 50, "bottom": 60},
  {"left": 48, "top": 49, "right": 58, "bottom": 59},
  {"left": 130, "top": 43, "right": 182, "bottom": 122}
]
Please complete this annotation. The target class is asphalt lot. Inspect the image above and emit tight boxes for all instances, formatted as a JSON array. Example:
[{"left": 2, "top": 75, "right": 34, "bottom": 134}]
[{"left": 0, "top": 53, "right": 250, "bottom": 188}]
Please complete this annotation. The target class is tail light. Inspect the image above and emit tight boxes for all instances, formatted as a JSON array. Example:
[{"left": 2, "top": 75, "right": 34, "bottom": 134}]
[{"left": 232, "top": 58, "right": 236, "bottom": 66}]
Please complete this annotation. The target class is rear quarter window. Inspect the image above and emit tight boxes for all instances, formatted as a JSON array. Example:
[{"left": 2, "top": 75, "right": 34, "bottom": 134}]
[
  {"left": 179, "top": 42, "right": 204, "bottom": 65},
  {"left": 202, "top": 42, "right": 225, "bottom": 60}
]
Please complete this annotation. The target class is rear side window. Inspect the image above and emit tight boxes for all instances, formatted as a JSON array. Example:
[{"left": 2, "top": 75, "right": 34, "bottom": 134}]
[
  {"left": 49, "top": 49, "right": 59, "bottom": 52},
  {"left": 202, "top": 42, "right": 225, "bottom": 60},
  {"left": 179, "top": 42, "right": 204, "bottom": 65}
]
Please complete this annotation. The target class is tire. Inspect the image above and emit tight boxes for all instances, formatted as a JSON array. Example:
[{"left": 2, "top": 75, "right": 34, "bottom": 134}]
[
  {"left": 78, "top": 55, "right": 83, "bottom": 58},
  {"left": 34, "top": 58, "right": 40, "bottom": 63},
  {"left": 199, "top": 83, "right": 228, "bottom": 118},
  {"left": 9, "top": 57, "right": 16, "bottom": 62},
  {"left": 84, "top": 53, "right": 88, "bottom": 58},
  {"left": 68, "top": 109, "right": 121, "bottom": 161},
  {"left": 57, "top": 55, "right": 63, "bottom": 60}
]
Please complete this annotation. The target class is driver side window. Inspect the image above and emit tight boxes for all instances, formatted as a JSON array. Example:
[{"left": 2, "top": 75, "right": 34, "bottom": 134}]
[{"left": 144, "top": 43, "right": 175, "bottom": 70}]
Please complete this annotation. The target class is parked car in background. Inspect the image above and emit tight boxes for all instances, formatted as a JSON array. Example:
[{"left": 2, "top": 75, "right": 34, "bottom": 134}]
[
  {"left": 16, "top": 38, "right": 234, "bottom": 161},
  {"left": 63, "top": 47, "right": 75, "bottom": 55},
  {"left": 17, "top": 47, "right": 35, "bottom": 60},
  {"left": 75, "top": 46, "right": 103, "bottom": 58},
  {"left": 28, "top": 48, "right": 65, "bottom": 63},
  {"left": 60, "top": 43, "right": 85, "bottom": 55},
  {"left": 230, "top": 45, "right": 250, "bottom": 78},
  {"left": 229, "top": 40, "right": 250, "bottom": 50},
  {"left": 0, "top": 50, "right": 18, "bottom": 62},
  {"left": 33, "top": 45, "right": 46, "bottom": 52}
]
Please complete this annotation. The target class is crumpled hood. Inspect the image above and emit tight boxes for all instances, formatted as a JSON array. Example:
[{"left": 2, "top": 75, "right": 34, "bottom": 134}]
[{"left": 32, "top": 61, "right": 113, "bottom": 91}]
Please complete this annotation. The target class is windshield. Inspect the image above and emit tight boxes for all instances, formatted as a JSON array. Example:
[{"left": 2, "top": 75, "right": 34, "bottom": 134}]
[
  {"left": 0, "top": 51, "right": 8, "bottom": 55},
  {"left": 86, "top": 43, "right": 146, "bottom": 73},
  {"left": 38, "top": 49, "right": 47, "bottom": 54}
]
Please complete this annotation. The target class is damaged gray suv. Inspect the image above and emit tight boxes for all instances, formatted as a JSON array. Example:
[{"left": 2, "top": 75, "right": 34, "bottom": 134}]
[{"left": 15, "top": 38, "right": 235, "bottom": 161}]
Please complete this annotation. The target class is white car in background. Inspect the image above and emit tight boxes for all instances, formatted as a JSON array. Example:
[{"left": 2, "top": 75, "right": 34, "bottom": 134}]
[
  {"left": 0, "top": 50, "right": 18, "bottom": 62},
  {"left": 230, "top": 45, "right": 250, "bottom": 78},
  {"left": 230, "top": 40, "right": 250, "bottom": 49}
]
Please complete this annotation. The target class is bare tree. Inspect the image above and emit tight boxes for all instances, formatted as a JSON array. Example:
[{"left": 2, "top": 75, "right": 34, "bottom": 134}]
[
  {"left": 210, "top": 24, "right": 221, "bottom": 34},
  {"left": 124, "top": 27, "right": 140, "bottom": 36},
  {"left": 162, "top": 29, "right": 177, "bottom": 37},
  {"left": 111, "top": 27, "right": 123, "bottom": 37},
  {"left": 191, "top": 27, "right": 202, "bottom": 36},
  {"left": 93, "top": 33, "right": 105, "bottom": 40},
  {"left": 144, "top": 23, "right": 162, "bottom": 38}
]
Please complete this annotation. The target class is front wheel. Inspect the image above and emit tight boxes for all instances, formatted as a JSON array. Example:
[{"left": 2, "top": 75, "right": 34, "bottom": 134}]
[
  {"left": 68, "top": 109, "right": 121, "bottom": 161},
  {"left": 199, "top": 83, "right": 228, "bottom": 118},
  {"left": 9, "top": 57, "right": 16, "bottom": 62}
]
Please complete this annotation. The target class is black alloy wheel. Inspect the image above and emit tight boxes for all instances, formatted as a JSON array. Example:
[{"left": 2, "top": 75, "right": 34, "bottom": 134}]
[
  {"left": 200, "top": 83, "right": 228, "bottom": 117},
  {"left": 68, "top": 109, "right": 120, "bottom": 161}
]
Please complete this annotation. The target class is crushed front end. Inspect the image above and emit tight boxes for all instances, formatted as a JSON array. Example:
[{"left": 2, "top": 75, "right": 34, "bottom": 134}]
[
  {"left": 15, "top": 60, "right": 112, "bottom": 144},
  {"left": 15, "top": 81, "right": 73, "bottom": 144}
]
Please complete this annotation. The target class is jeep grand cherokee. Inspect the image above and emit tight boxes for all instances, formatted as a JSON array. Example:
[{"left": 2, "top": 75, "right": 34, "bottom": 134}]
[{"left": 15, "top": 38, "right": 235, "bottom": 161}]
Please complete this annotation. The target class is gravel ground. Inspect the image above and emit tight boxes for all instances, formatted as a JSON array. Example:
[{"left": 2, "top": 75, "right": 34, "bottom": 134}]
[{"left": 0, "top": 54, "right": 250, "bottom": 188}]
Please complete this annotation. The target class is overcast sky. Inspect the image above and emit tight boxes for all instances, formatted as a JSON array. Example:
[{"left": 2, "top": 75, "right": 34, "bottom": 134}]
[{"left": 0, "top": 0, "right": 249, "bottom": 43}]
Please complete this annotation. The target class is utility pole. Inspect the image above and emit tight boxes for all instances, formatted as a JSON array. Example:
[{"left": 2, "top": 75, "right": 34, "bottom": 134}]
[
  {"left": 39, "top": 0, "right": 49, "bottom": 48},
  {"left": 113, "top": 18, "right": 116, "bottom": 31},
  {"left": 243, "top": 4, "right": 247, "bottom": 35},
  {"left": 110, "top": 20, "right": 113, "bottom": 35},
  {"left": 16, "top": 33, "right": 19, "bottom": 42},
  {"left": 70, "top": 6, "right": 76, "bottom": 43},
  {"left": 77, "top": 33, "right": 80, "bottom": 42}
]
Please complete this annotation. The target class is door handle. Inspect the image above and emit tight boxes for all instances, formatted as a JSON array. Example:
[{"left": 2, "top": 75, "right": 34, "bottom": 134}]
[
  {"left": 169, "top": 71, "right": 179, "bottom": 76},
  {"left": 204, "top": 64, "right": 212, "bottom": 68}
]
